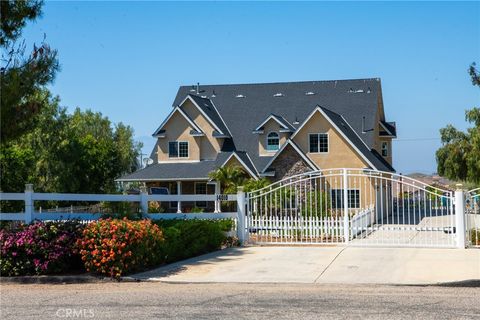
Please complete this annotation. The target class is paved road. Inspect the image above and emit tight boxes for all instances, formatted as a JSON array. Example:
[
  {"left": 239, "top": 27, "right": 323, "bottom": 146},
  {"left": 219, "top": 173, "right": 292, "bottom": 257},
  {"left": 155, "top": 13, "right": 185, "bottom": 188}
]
[{"left": 1, "top": 282, "right": 479, "bottom": 319}]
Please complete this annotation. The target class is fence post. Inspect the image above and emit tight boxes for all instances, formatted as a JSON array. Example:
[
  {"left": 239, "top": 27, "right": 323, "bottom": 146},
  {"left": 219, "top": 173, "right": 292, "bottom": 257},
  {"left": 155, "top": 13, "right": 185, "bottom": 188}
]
[
  {"left": 454, "top": 185, "right": 466, "bottom": 249},
  {"left": 342, "top": 169, "right": 350, "bottom": 244},
  {"left": 139, "top": 185, "right": 148, "bottom": 218},
  {"left": 24, "top": 184, "right": 34, "bottom": 224},
  {"left": 237, "top": 186, "right": 246, "bottom": 245}
]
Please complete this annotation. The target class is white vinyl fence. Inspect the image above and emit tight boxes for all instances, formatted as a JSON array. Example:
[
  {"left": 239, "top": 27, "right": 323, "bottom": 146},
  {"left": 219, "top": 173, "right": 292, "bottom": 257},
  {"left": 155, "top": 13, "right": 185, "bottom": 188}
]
[{"left": 0, "top": 184, "right": 242, "bottom": 238}]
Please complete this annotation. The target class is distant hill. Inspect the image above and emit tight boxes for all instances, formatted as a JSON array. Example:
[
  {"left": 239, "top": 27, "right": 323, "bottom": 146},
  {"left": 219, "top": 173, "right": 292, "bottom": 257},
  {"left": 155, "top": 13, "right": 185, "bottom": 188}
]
[{"left": 405, "top": 173, "right": 457, "bottom": 190}]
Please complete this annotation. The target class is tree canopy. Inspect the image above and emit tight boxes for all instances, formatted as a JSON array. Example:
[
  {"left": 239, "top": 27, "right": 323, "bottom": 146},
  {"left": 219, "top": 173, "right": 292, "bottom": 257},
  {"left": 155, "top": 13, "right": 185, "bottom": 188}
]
[
  {"left": 1, "top": 0, "right": 59, "bottom": 143},
  {"left": 436, "top": 63, "right": 480, "bottom": 185},
  {"left": 1, "top": 1, "right": 142, "bottom": 194}
]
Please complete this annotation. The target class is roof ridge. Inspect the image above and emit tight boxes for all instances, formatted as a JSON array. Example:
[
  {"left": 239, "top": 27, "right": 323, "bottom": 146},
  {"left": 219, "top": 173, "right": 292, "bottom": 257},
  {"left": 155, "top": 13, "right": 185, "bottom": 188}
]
[{"left": 179, "top": 78, "right": 381, "bottom": 88}]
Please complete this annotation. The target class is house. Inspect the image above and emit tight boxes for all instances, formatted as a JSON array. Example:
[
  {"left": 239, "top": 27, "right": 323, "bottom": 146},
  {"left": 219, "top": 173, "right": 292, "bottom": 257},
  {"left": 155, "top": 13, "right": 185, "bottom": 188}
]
[{"left": 117, "top": 78, "right": 396, "bottom": 212}]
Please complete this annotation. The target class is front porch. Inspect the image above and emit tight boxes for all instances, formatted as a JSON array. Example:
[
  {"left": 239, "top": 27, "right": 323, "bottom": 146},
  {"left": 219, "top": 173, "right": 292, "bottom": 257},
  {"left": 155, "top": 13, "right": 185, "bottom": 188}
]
[{"left": 146, "top": 180, "right": 222, "bottom": 213}]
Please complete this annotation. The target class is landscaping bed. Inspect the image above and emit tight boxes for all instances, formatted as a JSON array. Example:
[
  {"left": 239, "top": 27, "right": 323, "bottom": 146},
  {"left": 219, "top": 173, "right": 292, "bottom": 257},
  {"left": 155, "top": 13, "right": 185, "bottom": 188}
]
[{"left": 0, "top": 218, "right": 237, "bottom": 279}]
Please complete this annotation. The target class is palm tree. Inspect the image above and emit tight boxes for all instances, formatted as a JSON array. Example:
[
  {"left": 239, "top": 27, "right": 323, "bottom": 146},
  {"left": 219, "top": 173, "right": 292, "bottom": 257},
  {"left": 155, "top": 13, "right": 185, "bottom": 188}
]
[{"left": 208, "top": 166, "right": 246, "bottom": 194}]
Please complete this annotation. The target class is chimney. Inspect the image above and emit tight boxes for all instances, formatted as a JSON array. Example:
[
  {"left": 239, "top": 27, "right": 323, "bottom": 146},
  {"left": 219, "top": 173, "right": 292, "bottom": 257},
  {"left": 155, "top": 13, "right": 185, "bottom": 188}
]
[{"left": 196, "top": 82, "right": 200, "bottom": 95}]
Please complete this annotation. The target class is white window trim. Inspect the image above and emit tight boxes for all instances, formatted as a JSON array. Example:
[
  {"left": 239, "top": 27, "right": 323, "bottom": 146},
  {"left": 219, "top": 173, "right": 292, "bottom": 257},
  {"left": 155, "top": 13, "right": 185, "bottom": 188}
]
[
  {"left": 308, "top": 133, "right": 329, "bottom": 154},
  {"left": 331, "top": 188, "right": 361, "bottom": 209},
  {"left": 194, "top": 181, "right": 208, "bottom": 208},
  {"left": 168, "top": 141, "right": 189, "bottom": 159},
  {"left": 381, "top": 141, "right": 389, "bottom": 157},
  {"left": 266, "top": 131, "right": 280, "bottom": 152}
]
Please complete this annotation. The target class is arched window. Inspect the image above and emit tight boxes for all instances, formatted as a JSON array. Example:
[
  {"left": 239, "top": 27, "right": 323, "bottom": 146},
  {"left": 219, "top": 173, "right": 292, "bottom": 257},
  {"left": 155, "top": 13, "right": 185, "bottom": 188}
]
[{"left": 266, "top": 132, "right": 279, "bottom": 151}]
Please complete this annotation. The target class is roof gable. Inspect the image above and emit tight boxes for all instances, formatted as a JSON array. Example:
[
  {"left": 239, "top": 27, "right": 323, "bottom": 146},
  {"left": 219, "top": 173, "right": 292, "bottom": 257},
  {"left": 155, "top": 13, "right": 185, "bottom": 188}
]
[
  {"left": 173, "top": 79, "right": 383, "bottom": 172},
  {"left": 262, "top": 139, "right": 319, "bottom": 173},
  {"left": 152, "top": 106, "right": 203, "bottom": 137}
]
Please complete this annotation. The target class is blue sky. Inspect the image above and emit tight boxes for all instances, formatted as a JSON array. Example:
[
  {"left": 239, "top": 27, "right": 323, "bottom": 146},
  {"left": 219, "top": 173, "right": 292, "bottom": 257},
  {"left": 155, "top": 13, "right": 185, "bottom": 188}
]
[{"left": 22, "top": 1, "right": 479, "bottom": 174}]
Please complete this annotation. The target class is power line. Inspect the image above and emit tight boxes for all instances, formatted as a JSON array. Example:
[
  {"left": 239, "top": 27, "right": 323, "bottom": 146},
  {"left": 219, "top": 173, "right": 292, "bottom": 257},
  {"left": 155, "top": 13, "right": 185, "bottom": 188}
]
[{"left": 394, "top": 138, "right": 441, "bottom": 142}]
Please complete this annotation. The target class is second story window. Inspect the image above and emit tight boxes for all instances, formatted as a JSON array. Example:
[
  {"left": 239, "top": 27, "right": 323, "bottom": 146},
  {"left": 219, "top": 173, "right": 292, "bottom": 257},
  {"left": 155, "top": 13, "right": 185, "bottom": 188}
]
[
  {"left": 381, "top": 141, "right": 388, "bottom": 157},
  {"left": 266, "top": 132, "right": 280, "bottom": 151},
  {"left": 169, "top": 141, "right": 188, "bottom": 158},
  {"left": 309, "top": 133, "right": 329, "bottom": 153}
]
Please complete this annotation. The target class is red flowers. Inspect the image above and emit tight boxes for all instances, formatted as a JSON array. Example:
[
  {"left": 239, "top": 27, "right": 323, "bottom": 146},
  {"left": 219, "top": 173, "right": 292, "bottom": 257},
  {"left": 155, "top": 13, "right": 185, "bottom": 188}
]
[{"left": 76, "top": 218, "right": 164, "bottom": 278}]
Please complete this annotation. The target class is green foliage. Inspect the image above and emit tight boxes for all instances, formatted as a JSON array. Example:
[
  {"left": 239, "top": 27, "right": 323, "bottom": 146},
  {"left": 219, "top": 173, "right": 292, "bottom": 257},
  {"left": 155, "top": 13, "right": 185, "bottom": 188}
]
[
  {"left": 243, "top": 178, "right": 270, "bottom": 192},
  {"left": 1, "top": 0, "right": 60, "bottom": 143},
  {"left": 208, "top": 166, "right": 247, "bottom": 194},
  {"left": 101, "top": 202, "right": 142, "bottom": 220},
  {"left": 154, "top": 219, "right": 234, "bottom": 263},
  {"left": 301, "top": 191, "right": 331, "bottom": 217},
  {"left": 436, "top": 63, "right": 480, "bottom": 184},
  {"left": 0, "top": 91, "right": 142, "bottom": 195}
]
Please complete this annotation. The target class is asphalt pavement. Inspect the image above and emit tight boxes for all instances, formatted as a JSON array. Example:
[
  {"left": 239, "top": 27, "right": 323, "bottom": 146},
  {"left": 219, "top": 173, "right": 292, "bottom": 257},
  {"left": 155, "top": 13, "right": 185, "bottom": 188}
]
[{"left": 1, "top": 282, "right": 479, "bottom": 320}]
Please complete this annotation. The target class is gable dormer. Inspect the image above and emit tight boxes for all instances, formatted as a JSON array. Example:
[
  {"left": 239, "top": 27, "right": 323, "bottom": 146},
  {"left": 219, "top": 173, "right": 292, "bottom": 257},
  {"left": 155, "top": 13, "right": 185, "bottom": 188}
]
[{"left": 253, "top": 114, "right": 294, "bottom": 156}]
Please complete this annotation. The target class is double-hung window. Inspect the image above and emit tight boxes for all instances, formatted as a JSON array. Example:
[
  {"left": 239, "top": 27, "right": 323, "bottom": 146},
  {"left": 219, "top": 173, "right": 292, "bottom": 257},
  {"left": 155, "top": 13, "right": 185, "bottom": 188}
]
[
  {"left": 331, "top": 189, "right": 360, "bottom": 209},
  {"left": 169, "top": 141, "right": 188, "bottom": 158},
  {"left": 309, "top": 133, "right": 328, "bottom": 153}
]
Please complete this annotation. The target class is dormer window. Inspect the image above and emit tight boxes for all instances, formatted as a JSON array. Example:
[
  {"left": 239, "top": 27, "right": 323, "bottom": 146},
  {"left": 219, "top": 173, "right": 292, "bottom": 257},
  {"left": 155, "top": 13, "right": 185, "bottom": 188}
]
[{"left": 266, "top": 132, "right": 280, "bottom": 151}]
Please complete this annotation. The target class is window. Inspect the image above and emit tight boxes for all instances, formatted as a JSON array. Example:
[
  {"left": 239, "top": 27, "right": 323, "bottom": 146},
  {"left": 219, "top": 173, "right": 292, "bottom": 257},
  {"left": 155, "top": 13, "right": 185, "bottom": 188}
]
[
  {"left": 195, "top": 182, "right": 207, "bottom": 208},
  {"left": 309, "top": 133, "right": 328, "bottom": 153},
  {"left": 266, "top": 132, "right": 280, "bottom": 151},
  {"left": 381, "top": 141, "right": 388, "bottom": 157},
  {"left": 331, "top": 189, "right": 360, "bottom": 209},
  {"left": 168, "top": 141, "right": 188, "bottom": 158}
]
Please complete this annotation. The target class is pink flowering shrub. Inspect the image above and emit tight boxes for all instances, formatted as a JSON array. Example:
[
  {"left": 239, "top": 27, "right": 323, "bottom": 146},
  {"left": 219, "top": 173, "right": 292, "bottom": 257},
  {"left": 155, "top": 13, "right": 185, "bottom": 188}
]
[{"left": 0, "top": 221, "right": 84, "bottom": 276}]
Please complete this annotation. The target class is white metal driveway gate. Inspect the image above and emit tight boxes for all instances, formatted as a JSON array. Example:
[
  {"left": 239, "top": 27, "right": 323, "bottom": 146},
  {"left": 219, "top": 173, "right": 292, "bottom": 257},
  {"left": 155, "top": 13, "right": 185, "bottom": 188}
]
[
  {"left": 466, "top": 188, "right": 480, "bottom": 247},
  {"left": 246, "top": 169, "right": 458, "bottom": 248}
]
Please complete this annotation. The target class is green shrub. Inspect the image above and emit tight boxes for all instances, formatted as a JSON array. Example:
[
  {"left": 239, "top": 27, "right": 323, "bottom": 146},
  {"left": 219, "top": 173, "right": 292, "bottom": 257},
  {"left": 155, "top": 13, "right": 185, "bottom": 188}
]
[
  {"left": 155, "top": 219, "right": 234, "bottom": 263},
  {"left": 101, "top": 201, "right": 142, "bottom": 220},
  {"left": 0, "top": 221, "right": 85, "bottom": 276},
  {"left": 471, "top": 229, "right": 480, "bottom": 246},
  {"left": 77, "top": 218, "right": 164, "bottom": 278}
]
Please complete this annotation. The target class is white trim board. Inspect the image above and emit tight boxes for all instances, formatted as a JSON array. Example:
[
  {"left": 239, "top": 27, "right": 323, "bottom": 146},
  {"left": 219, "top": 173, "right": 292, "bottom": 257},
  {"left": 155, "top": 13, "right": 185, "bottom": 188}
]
[
  {"left": 290, "top": 106, "right": 379, "bottom": 170},
  {"left": 221, "top": 152, "right": 259, "bottom": 180},
  {"left": 179, "top": 95, "right": 226, "bottom": 136},
  {"left": 254, "top": 114, "right": 292, "bottom": 131},
  {"left": 152, "top": 106, "right": 203, "bottom": 136},
  {"left": 261, "top": 139, "right": 319, "bottom": 174}
]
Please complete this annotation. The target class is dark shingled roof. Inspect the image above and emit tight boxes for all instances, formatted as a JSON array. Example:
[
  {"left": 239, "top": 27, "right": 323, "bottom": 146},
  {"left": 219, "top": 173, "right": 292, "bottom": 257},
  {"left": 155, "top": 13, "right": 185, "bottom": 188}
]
[
  {"left": 118, "top": 151, "right": 257, "bottom": 181},
  {"left": 319, "top": 106, "right": 395, "bottom": 172},
  {"left": 122, "top": 78, "right": 395, "bottom": 181},
  {"left": 186, "top": 95, "right": 231, "bottom": 136},
  {"left": 172, "top": 78, "right": 393, "bottom": 172}
]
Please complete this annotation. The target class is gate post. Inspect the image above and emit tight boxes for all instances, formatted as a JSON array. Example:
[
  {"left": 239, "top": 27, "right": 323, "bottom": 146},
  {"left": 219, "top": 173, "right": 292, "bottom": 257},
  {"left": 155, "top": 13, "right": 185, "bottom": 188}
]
[
  {"left": 454, "top": 185, "right": 466, "bottom": 249},
  {"left": 24, "top": 184, "right": 34, "bottom": 224},
  {"left": 342, "top": 169, "right": 350, "bottom": 244},
  {"left": 237, "top": 186, "right": 246, "bottom": 245}
]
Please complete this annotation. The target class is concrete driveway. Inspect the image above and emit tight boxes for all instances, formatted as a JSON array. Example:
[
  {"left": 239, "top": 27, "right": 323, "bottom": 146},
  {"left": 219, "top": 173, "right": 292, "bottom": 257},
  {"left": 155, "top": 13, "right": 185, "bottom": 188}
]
[{"left": 132, "top": 246, "right": 480, "bottom": 285}]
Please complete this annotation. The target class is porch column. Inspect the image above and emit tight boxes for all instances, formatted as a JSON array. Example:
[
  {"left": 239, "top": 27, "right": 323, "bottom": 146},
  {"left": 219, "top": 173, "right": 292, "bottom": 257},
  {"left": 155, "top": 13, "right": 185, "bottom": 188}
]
[
  {"left": 177, "top": 181, "right": 182, "bottom": 213},
  {"left": 214, "top": 181, "right": 221, "bottom": 213}
]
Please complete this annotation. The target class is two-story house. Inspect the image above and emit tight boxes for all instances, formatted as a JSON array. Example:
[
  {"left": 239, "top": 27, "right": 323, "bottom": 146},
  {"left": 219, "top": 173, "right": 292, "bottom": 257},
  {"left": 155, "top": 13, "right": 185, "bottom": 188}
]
[{"left": 117, "top": 78, "right": 396, "bottom": 212}]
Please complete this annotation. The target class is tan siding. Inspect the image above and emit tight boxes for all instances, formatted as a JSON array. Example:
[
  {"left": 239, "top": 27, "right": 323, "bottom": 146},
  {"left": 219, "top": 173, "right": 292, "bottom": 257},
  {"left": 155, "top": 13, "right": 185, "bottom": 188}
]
[
  {"left": 223, "top": 156, "right": 256, "bottom": 178},
  {"left": 156, "top": 111, "right": 200, "bottom": 162},
  {"left": 181, "top": 99, "right": 222, "bottom": 160},
  {"left": 258, "top": 119, "right": 289, "bottom": 156},
  {"left": 293, "top": 111, "right": 369, "bottom": 169}
]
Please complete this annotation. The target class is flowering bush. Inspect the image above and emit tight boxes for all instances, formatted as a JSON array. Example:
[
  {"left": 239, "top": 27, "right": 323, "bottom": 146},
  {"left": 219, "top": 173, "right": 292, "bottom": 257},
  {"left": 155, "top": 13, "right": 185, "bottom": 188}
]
[
  {"left": 0, "top": 221, "right": 84, "bottom": 276},
  {"left": 77, "top": 218, "right": 164, "bottom": 278}
]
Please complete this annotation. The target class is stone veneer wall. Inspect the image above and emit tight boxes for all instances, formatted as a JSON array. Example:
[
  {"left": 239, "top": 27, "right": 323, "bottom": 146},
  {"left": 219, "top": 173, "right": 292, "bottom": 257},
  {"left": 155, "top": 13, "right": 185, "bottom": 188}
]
[{"left": 267, "top": 144, "right": 314, "bottom": 182}]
